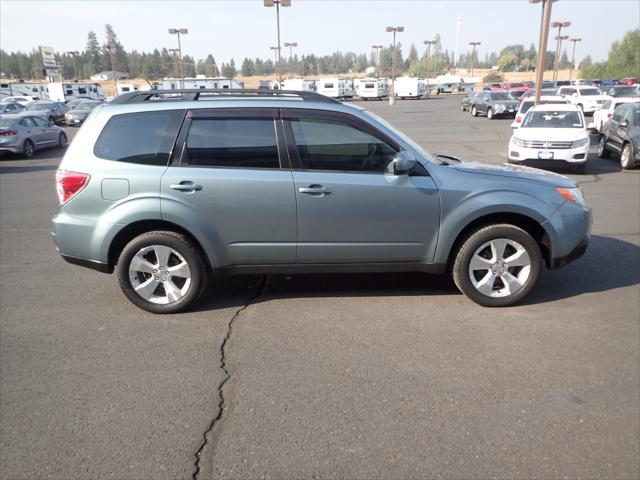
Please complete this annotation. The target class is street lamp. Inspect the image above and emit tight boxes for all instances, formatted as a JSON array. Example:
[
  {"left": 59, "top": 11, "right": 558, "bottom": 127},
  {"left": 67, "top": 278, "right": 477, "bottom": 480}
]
[
  {"left": 168, "top": 27, "right": 188, "bottom": 88},
  {"left": 530, "top": 0, "right": 557, "bottom": 105},
  {"left": 569, "top": 37, "right": 582, "bottom": 81},
  {"left": 386, "top": 26, "right": 404, "bottom": 105},
  {"left": 551, "top": 20, "right": 570, "bottom": 81},
  {"left": 103, "top": 44, "right": 118, "bottom": 96},
  {"left": 264, "top": 0, "right": 291, "bottom": 86},
  {"left": 169, "top": 48, "right": 181, "bottom": 79},
  {"left": 423, "top": 40, "right": 438, "bottom": 80},
  {"left": 554, "top": 34, "right": 569, "bottom": 81},
  {"left": 66, "top": 51, "right": 80, "bottom": 80},
  {"left": 371, "top": 45, "right": 383, "bottom": 77},
  {"left": 284, "top": 41, "right": 298, "bottom": 78},
  {"left": 468, "top": 42, "right": 481, "bottom": 77}
]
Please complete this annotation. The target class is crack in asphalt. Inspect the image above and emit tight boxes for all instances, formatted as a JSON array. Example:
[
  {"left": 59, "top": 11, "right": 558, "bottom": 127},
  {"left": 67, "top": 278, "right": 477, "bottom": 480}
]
[{"left": 192, "top": 275, "right": 269, "bottom": 480}]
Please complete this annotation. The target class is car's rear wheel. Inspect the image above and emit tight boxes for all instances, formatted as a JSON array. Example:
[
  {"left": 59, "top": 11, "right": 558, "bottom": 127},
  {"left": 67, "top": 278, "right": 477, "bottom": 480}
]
[
  {"left": 452, "top": 224, "right": 542, "bottom": 307},
  {"left": 620, "top": 143, "right": 636, "bottom": 170},
  {"left": 116, "top": 231, "right": 206, "bottom": 314},
  {"left": 597, "top": 135, "right": 611, "bottom": 158},
  {"left": 23, "top": 139, "right": 34, "bottom": 158},
  {"left": 58, "top": 132, "right": 67, "bottom": 148},
  {"left": 487, "top": 108, "right": 494, "bottom": 120},
  {"left": 471, "top": 105, "right": 478, "bottom": 117}
]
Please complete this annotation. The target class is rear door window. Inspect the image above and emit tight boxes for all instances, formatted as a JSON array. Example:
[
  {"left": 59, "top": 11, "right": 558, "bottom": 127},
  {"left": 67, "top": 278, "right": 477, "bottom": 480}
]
[
  {"left": 185, "top": 118, "right": 280, "bottom": 169},
  {"left": 94, "top": 110, "right": 185, "bottom": 165}
]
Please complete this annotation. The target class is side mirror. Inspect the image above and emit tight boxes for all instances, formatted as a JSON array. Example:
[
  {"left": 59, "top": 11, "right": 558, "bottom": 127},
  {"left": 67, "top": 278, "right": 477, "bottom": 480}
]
[{"left": 391, "top": 151, "right": 417, "bottom": 175}]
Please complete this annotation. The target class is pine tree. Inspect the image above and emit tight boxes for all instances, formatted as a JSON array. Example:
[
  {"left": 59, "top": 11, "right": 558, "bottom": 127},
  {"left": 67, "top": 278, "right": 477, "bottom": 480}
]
[{"left": 84, "top": 31, "right": 101, "bottom": 75}]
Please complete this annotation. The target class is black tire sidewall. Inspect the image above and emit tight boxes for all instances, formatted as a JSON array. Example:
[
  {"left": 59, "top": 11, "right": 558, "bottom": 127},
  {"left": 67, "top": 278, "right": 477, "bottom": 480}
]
[
  {"left": 597, "top": 136, "right": 610, "bottom": 158},
  {"left": 116, "top": 231, "right": 206, "bottom": 314},
  {"left": 23, "top": 140, "right": 34, "bottom": 157},
  {"left": 59, "top": 132, "right": 67, "bottom": 147},
  {"left": 452, "top": 224, "right": 542, "bottom": 307},
  {"left": 621, "top": 143, "right": 634, "bottom": 170}
]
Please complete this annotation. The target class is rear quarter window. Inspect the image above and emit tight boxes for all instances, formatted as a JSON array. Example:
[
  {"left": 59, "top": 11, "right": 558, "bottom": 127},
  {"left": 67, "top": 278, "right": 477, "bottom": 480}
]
[{"left": 94, "top": 110, "right": 185, "bottom": 165}]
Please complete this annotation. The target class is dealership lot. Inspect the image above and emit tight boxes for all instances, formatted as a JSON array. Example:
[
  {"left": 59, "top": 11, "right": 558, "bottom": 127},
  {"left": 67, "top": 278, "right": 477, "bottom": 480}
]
[{"left": 1, "top": 96, "right": 638, "bottom": 479}]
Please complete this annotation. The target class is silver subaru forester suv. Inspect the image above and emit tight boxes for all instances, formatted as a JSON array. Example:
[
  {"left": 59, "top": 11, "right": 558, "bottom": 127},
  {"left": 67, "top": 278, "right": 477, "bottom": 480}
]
[{"left": 52, "top": 89, "right": 591, "bottom": 313}]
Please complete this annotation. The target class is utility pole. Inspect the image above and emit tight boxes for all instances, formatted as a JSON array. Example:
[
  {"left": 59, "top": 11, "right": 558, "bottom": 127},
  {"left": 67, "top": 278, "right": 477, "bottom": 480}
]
[
  {"left": 453, "top": 17, "right": 462, "bottom": 74},
  {"left": 468, "top": 42, "right": 481, "bottom": 77},
  {"left": 372, "top": 45, "right": 383, "bottom": 77},
  {"left": 423, "top": 39, "right": 438, "bottom": 80},
  {"left": 168, "top": 28, "right": 188, "bottom": 89},
  {"left": 531, "top": 0, "right": 556, "bottom": 105},
  {"left": 569, "top": 37, "right": 582, "bottom": 81},
  {"left": 551, "top": 20, "right": 570, "bottom": 81},
  {"left": 386, "top": 26, "right": 404, "bottom": 105},
  {"left": 284, "top": 41, "right": 297, "bottom": 78},
  {"left": 264, "top": 0, "right": 291, "bottom": 86}
]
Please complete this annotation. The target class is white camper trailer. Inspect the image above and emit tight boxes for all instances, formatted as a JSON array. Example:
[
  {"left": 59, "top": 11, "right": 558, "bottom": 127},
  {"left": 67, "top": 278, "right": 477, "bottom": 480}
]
[
  {"left": 316, "top": 78, "right": 355, "bottom": 100},
  {"left": 47, "top": 82, "right": 105, "bottom": 102},
  {"left": 162, "top": 77, "right": 244, "bottom": 90},
  {"left": 394, "top": 76, "right": 427, "bottom": 99},
  {"left": 356, "top": 78, "right": 388, "bottom": 100},
  {"left": 280, "top": 78, "right": 316, "bottom": 92},
  {"left": 0, "top": 82, "right": 49, "bottom": 100}
]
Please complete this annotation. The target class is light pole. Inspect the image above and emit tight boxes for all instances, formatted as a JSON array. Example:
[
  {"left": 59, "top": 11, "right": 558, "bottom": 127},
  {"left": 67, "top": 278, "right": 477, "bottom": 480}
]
[
  {"left": 169, "top": 48, "right": 181, "bottom": 79},
  {"left": 453, "top": 17, "right": 463, "bottom": 74},
  {"left": 284, "top": 41, "right": 297, "bottom": 78},
  {"left": 66, "top": 51, "right": 80, "bottom": 80},
  {"left": 264, "top": 0, "right": 291, "bottom": 87},
  {"left": 569, "top": 37, "right": 582, "bottom": 81},
  {"left": 270, "top": 46, "right": 280, "bottom": 87},
  {"left": 371, "top": 45, "right": 383, "bottom": 77},
  {"left": 531, "top": 0, "right": 556, "bottom": 105},
  {"left": 468, "top": 42, "right": 481, "bottom": 77},
  {"left": 386, "top": 26, "right": 404, "bottom": 105},
  {"left": 103, "top": 44, "right": 118, "bottom": 96},
  {"left": 551, "top": 20, "right": 570, "bottom": 81},
  {"left": 168, "top": 28, "right": 188, "bottom": 88},
  {"left": 423, "top": 39, "right": 438, "bottom": 80}
]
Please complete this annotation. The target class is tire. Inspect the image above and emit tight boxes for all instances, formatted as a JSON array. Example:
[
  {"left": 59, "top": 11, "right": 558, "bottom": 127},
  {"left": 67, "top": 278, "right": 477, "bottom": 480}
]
[
  {"left": 58, "top": 132, "right": 67, "bottom": 148},
  {"left": 452, "top": 224, "right": 542, "bottom": 307},
  {"left": 22, "top": 139, "right": 34, "bottom": 158},
  {"left": 48, "top": 116, "right": 55, "bottom": 124},
  {"left": 597, "top": 135, "right": 611, "bottom": 159},
  {"left": 461, "top": 103, "right": 466, "bottom": 111},
  {"left": 487, "top": 108, "right": 494, "bottom": 120},
  {"left": 620, "top": 142, "right": 636, "bottom": 170},
  {"left": 116, "top": 231, "right": 206, "bottom": 314},
  {"left": 471, "top": 105, "right": 478, "bottom": 117}
]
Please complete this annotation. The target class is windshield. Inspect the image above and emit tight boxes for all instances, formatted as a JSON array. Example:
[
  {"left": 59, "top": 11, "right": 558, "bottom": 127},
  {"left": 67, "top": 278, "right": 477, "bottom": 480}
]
[
  {"left": 541, "top": 89, "right": 558, "bottom": 96},
  {"left": 361, "top": 109, "right": 438, "bottom": 164},
  {"left": 76, "top": 102, "right": 99, "bottom": 110},
  {"left": 611, "top": 86, "right": 638, "bottom": 96},
  {"left": 26, "top": 103, "right": 53, "bottom": 111},
  {"left": 510, "top": 83, "right": 525, "bottom": 88},
  {"left": 522, "top": 110, "right": 584, "bottom": 128},
  {"left": 580, "top": 88, "right": 600, "bottom": 96},
  {"left": 0, "top": 118, "right": 15, "bottom": 129},
  {"left": 489, "top": 92, "right": 510, "bottom": 101}
]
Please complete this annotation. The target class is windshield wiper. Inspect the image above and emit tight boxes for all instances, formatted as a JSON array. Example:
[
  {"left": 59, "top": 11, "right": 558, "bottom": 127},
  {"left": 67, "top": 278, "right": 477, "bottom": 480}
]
[{"left": 434, "top": 153, "right": 462, "bottom": 166}]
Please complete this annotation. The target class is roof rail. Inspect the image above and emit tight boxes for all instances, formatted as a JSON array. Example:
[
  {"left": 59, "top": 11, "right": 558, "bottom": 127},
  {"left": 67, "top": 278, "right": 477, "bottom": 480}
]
[{"left": 108, "top": 88, "right": 342, "bottom": 105}]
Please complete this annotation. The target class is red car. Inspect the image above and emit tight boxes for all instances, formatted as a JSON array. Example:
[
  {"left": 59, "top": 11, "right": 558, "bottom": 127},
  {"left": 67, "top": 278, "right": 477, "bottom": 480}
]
[
  {"left": 620, "top": 77, "right": 638, "bottom": 85},
  {"left": 501, "top": 81, "right": 531, "bottom": 92}
]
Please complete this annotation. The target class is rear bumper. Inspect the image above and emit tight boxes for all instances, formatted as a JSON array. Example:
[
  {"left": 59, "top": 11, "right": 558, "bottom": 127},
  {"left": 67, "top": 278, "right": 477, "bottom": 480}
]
[{"left": 60, "top": 253, "right": 111, "bottom": 273}]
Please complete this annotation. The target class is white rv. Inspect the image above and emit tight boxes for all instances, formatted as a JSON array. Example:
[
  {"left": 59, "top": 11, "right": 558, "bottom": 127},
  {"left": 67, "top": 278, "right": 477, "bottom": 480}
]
[
  {"left": 355, "top": 78, "right": 388, "bottom": 100},
  {"left": 0, "top": 82, "right": 49, "bottom": 100},
  {"left": 280, "top": 78, "right": 316, "bottom": 92},
  {"left": 47, "top": 82, "right": 105, "bottom": 102},
  {"left": 162, "top": 77, "right": 244, "bottom": 90},
  {"left": 394, "top": 76, "right": 427, "bottom": 99},
  {"left": 316, "top": 78, "right": 355, "bottom": 100}
]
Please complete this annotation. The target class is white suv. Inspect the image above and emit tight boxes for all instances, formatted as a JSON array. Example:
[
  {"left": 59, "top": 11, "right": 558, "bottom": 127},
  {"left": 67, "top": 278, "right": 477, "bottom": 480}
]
[
  {"left": 508, "top": 104, "right": 591, "bottom": 173},
  {"left": 558, "top": 86, "right": 609, "bottom": 115}
]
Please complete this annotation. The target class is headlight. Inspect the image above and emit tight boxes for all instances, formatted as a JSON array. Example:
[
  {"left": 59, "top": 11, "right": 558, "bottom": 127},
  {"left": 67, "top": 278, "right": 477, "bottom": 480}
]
[
  {"left": 570, "top": 137, "right": 589, "bottom": 148},
  {"left": 494, "top": 104, "right": 505, "bottom": 112},
  {"left": 511, "top": 136, "right": 526, "bottom": 147},
  {"left": 556, "top": 187, "right": 586, "bottom": 206}
]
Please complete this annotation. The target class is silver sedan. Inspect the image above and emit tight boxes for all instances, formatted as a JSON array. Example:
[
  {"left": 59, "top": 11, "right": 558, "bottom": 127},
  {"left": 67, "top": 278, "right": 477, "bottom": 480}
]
[{"left": 0, "top": 112, "right": 67, "bottom": 158}]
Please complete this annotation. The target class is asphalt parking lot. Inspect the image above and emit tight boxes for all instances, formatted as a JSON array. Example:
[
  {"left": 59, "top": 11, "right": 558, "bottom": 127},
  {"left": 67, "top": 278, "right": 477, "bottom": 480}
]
[{"left": 1, "top": 95, "right": 638, "bottom": 480}]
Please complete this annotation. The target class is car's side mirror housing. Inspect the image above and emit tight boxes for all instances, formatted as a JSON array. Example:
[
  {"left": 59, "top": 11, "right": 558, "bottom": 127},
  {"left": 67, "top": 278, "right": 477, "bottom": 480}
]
[{"left": 391, "top": 151, "right": 417, "bottom": 175}]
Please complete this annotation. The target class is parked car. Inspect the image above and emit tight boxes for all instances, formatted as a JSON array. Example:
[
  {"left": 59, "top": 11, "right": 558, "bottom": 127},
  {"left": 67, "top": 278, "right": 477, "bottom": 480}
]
[
  {"left": 557, "top": 86, "right": 609, "bottom": 115},
  {"left": 508, "top": 104, "right": 591, "bottom": 173},
  {"left": 619, "top": 77, "right": 638, "bottom": 86},
  {"left": 0, "top": 113, "right": 68, "bottom": 158},
  {"left": 470, "top": 91, "right": 520, "bottom": 119},
  {"left": 460, "top": 91, "right": 477, "bottom": 111},
  {"left": 51, "top": 89, "right": 591, "bottom": 313},
  {"left": 541, "top": 81, "right": 556, "bottom": 89},
  {"left": 1, "top": 95, "right": 34, "bottom": 106},
  {"left": 592, "top": 98, "right": 640, "bottom": 132},
  {"left": 591, "top": 79, "right": 602, "bottom": 87},
  {"left": 64, "top": 100, "right": 101, "bottom": 126},
  {"left": 483, "top": 83, "right": 504, "bottom": 92},
  {"left": 555, "top": 80, "right": 571, "bottom": 87},
  {"left": 601, "top": 79, "right": 620, "bottom": 88},
  {"left": 508, "top": 89, "right": 527, "bottom": 101},
  {"left": 520, "top": 88, "right": 560, "bottom": 102},
  {"left": 510, "top": 96, "right": 568, "bottom": 129},
  {"left": 24, "top": 100, "right": 69, "bottom": 124},
  {"left": 0, "top": 102, "right": 25, "bottom": 114},
  {"left": 66, "top": 97, "right": 97, "bottom": 110},
  {"left": 501, "top": 82, "right": 530, "bottom": 91},
  {"left": 606, "top": 85, "right": 639, "bottom": 97},
  {"left": 597, "top": 103, "right": 640, "bottom": 169}
]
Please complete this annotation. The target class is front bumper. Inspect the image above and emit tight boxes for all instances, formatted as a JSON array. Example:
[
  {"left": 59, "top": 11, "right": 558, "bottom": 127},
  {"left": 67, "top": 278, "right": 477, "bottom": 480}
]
[
  {"left": 550, "top": 235, "right": 590, "bottom": 269},
  {"left": 508, "top": 143, "right": 589, "bottom": 164},
  {"left": 544, "top": 199, "right": 592, "bottom": 269}
]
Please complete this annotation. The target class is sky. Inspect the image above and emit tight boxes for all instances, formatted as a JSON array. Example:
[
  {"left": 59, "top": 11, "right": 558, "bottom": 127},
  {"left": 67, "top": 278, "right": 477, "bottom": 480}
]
[{"left": 1, "top": 0, "right": 638, "bottom": 66}]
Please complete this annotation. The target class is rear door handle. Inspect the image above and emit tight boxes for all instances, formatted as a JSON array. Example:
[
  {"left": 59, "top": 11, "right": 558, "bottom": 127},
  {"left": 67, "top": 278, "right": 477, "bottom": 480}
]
[
  {"left": 170, "top": 181, "right": 203, "bottom": 192},
  {"left": 298, "top": 184, "right": 333, "bottom": 196}
]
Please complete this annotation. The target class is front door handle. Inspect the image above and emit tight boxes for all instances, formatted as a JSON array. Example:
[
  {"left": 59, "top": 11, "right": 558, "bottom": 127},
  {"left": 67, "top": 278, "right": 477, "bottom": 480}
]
[
  {"left": 298, "top": 184, "right": 333, "bottom": 196},
  {"left": 170, "top": 181, "right": 203, "bottom": 192}
]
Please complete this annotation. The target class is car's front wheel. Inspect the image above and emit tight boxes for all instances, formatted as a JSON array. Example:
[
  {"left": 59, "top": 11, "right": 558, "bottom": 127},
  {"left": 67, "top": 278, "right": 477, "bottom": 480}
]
[
  {"left": 23, "top": 139, "right": 34, "bottom": 158},
  {"left": 487, "top": 108, "right": 494, "bottom": 120},
  {"left": 452, "top": 224, "right": 542, "bottom": 307},
  {"left": 116, "top": 231, "right": 206, "bottom": 314},
  {"left": 597, "top": 135, "right": 611, "bottom": 158},
  {"left": 471, "top": 105, "right": 478, "bottom": 117},
  {"left": 620, "top": 143, "right": 636, "bottom": 170},
  {"left": 58, "top": 132, "right": 67, "bottom": 148}
]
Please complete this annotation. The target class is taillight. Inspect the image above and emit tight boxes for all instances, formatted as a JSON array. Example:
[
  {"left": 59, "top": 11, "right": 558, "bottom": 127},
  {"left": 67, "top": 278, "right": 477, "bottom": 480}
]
[
  {"left": 55, "top": 170, "right": 90, "bottom": 204},
  {"left": 0, "top": 130, "right": 17, "bottom": 136},
  {"left": 516, "top": 116, "right": 522, "bottom": 123},
  {"left": 607, "top": 113, "right": 612, "bottom": 118}
]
